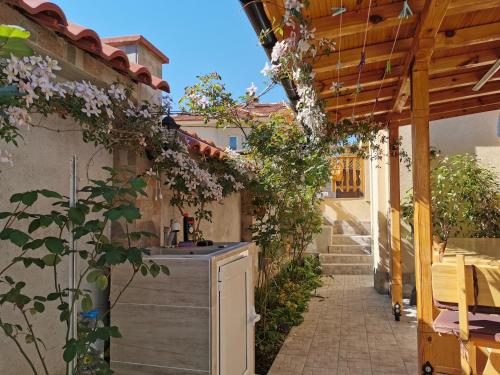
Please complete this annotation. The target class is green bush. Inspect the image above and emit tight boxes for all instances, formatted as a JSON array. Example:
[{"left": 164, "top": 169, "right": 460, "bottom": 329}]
[{"left": 255, "top": 255, "right": 321, "bottom": 374}]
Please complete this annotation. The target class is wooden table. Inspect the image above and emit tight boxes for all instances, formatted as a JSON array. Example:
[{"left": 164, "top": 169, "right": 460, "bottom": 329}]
[
  {"left": 434, "top": 238, "right": 500, "bottom": 374},
  {"left": 437, "top": 238, "right": 499, "bottom": 266}
]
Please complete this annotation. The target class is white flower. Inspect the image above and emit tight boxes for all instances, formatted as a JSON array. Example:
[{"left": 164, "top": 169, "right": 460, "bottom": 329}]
[
  {"left": 271, "top": 39, "right": 289, "bottom": 62},
  {"left": 6, "top": 106, "right": 31, "bottom": 128},
  {"left": 285, "top": 0, "right": 304, "bottom": 12},
  {"left": 165, "top": 176, "right": 176, "bottom": 188},
  {"left": 261, "top": 62, "right": 280, "bottom": 78},
  {"left": 108, "top": 84, "right": 127, "bottom": 101},
  {"left": 197, "top": 95, "right": 209, "bottom": 109},
  {"left": 234, "top": 181, "right": 245, "bottom": 191},
  {"left": 246, "top": 82, "right": 257, "bottom": 97}
]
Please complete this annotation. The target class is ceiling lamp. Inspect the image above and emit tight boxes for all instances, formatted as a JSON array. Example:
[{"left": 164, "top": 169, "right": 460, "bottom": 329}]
[{"left": 472, "top": 59, "right": 500, "bottom": 92}]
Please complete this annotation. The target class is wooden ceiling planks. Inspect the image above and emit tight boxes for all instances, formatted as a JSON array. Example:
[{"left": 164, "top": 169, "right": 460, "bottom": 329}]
[{"left": 261, "top": 0, "right": 500, "bottom": 125}]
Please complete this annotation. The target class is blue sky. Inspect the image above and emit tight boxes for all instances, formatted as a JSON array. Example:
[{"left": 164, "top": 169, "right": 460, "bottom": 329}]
[{"left": 51, "top": 0, "right": 287, "bottom": 108}]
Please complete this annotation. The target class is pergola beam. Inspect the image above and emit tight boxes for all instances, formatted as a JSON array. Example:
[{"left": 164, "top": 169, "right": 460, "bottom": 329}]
[
  {"left": 388, "top": 0, "right": 452, "bottom": 115},
  {"left": 324, "top": 67, "right": 500, "bottom": 111},
  {"left": 311, "top": 0, "right": 500, "bottom": 41},
  {"left": 384, "top": 92, "right": 500, "bottom": 125},
  {"left": 313, "top": 1, "right": 425, "bottom": 40}
]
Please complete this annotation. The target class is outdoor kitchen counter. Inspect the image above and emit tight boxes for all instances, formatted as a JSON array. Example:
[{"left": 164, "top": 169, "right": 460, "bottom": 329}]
[{"left": 110, "top": 242, "right": 256, "bottom": 375}]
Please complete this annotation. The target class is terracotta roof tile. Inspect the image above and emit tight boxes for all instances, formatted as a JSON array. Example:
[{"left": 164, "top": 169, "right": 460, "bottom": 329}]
[
  {"left": 102, "top": 35, "right": 169, "bottom": 64},
  {"left": 7, "top": 0, "right": 170, "bottom": 93},
  {"left": 173, "top": 102, "right": 289, "bottom": 121},
  {"left": 179, "top": 129, "right": 225, "bottom": 160}
]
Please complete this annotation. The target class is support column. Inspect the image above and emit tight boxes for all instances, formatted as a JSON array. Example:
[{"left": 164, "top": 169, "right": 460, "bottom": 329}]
[
  {"left": 389, "top": 125, "right": 403, "bottom": 319},
  {"left": 410, "top": 53, "right": 434, "bottom": 371}
]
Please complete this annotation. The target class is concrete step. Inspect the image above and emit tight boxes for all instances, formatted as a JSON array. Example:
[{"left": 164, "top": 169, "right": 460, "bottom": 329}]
[
  {"left": 331, "top": 234, "right": 371, "bottom": 246},
  {"left": 320, "top": 254, "right": 372, "bottom": 264},
  {"left": 321, "top": 263, "right": 373, "bottom": 275},
  {"left": 331, "top": 220, "right": 371, "bottom": 235},
  {"left": 328, "top": 245, "right": 371, "bottom": 254}
]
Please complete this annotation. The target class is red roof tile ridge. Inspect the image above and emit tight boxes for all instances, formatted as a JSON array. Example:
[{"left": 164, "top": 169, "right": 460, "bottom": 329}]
[
  {"left": 6, "top": 0, "right": 170, "bottom": 93},
  {"left": 178, "top": 129, "right": 225, "bottom": 160},
  {"left": 102, "top": 35, "right": 169, "bottom": 64}
]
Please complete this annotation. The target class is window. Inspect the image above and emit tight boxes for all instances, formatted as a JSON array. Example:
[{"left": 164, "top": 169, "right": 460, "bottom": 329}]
[{"left": 229, "top": 136, "right": 238, "bottom": 150}]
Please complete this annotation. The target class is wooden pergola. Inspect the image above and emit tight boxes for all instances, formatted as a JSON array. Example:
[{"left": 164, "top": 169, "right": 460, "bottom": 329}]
[{"left": 243, "top": 0, "right": 500, "bottom": 372}]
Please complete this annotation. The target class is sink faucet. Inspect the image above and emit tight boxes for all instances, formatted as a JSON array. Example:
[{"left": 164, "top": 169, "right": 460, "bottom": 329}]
[{"left": 163, "top": 219, "right": 180, "bottom": 247}]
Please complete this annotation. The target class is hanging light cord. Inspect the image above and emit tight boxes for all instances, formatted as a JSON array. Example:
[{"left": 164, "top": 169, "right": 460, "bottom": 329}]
[
  {"left": 370, "top": 16, "right": 404, "bottom": 117},
  {"left": 334, "top": 0, "right": 344, "bottom": 124},
  {"left": 350, "top": 0, "right": 373, "bottom": 119}
]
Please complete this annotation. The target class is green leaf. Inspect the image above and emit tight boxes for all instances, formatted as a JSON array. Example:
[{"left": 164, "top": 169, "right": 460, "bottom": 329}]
[
  {"left": 130, "top": 178, "right": 147, "bottom": 190},
  {"left": 160, "top": 265, "right": 170, "bottom": 276},
  {"left": 105, "top": 250, "right": 122, "bottom": 265},
  {"left": 140, "top": 265, "right": 148, "bottom": 276},
  {"left": 68, "top": 207, "right": 85, "bottom": 225},
  {"left": 3, "top": 323, "right": 13, "bottom": 336},
  {"left": 0, "top": 25, "right": 30, "bottom": 39},
  {"left": 63, "top": 343, "right": 77, "bottom": 363},
  {"left": 47, "top": 292, "right": 61, "bottom": 301},
  {"left": 42, "top": 254, "right": 60, "bottom": 266},
  {"left": 44, "top": 237, "right": 64, "bottom": 253},
  {"left": 108, "top": 326, "right": 122, "bottom": 338},
  {"left": 34, "top": 301, "right": 45, "bottom": 313},
  {"left": 122, "top": 205, "right": 140, "bottom": 222},
  {"left": 9, "top": 229, "right": 30, "bottom": 247},
  {"left": 23, "top": 239, "right": 44, "bottom": 250},
  {"left": 104, "top": 208, "right": 121, "bottom": 221},
  {"left": 86, "top": 269, "right": 101, "bottom": 283},
  {"left": 10, "top": 193, "right": 23, "bottom": 203},
  {"left": 21, "top": 191, "right": 38, "bottom": 206},
  {"left": 149, "top": 263, "right": 160, "bottom": 277},
  {"left": 28, "top": 219, "right": 40, "bottom": 233},
  {"left": 38, "top": 189, "right": 62, "bottom": 199},
  {"left": 0, "top": 37, "right": 33, "bottom": 57},
  {"left": 96, "top": 275, "right": 108, "bottom": 290},
  {"left": 81, "top": 294, "right": 92, "bottom": 312},
  {"left": 0, "top": 212, "right": 11, "bottom": 220}
]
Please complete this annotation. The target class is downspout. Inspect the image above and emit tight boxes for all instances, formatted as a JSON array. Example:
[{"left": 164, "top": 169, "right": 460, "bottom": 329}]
[{"left": 239, "top": 0, "right": 299, "bottom": 106}]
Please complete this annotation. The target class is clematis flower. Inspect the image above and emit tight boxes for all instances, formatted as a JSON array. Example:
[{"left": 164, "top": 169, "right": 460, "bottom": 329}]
[{"left": 246, "top": 82, "right": 258, "bottom": 97}]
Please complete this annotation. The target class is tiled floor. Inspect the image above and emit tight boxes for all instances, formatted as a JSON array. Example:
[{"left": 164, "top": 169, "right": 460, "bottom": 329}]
[{"left": 268, "top": 275, "right": 418, "bottom": 375}]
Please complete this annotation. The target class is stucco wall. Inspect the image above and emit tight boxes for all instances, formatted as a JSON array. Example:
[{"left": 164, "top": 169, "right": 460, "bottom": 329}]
[
  {"left": 0, "top": 4, "right": 163, "bottom": 373},
  {"left": 0, "top": 115, "right": 114, "bottom": 374}
]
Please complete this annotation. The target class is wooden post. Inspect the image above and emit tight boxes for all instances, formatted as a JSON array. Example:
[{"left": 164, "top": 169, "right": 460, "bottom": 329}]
[
  {"left": 411, "top": 49, "right": 434, "bottom": 371},
  {"left": 389, "top": 125, "right": 403, "bottom": 317}
]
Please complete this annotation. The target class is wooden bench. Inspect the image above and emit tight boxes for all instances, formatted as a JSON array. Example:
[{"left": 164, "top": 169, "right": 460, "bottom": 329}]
[{"left": 432, "top": 255, "right": 500, "bottom": 374}]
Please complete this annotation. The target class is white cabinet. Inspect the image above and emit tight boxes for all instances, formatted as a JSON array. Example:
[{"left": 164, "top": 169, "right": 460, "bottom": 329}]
[
  {"left": 111, "top": 242, "right": 256, "bottom": 375},
  {"left": 218, "top": 255, "right": 256, "bottom": 375}
]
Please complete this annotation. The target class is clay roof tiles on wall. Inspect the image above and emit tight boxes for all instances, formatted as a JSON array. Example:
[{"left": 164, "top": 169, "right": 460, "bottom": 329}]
[
  {"left": 180, "top": 130, "right": 225, "bottom": 160},
  {"left": 102, "top": 35, "right": 169, "bottom": 64},
  {"left": 6, "top": 0, "right": 170, "bottom": 92},
  {"left": 173, "top": 102, "right": 290, "bottom": 121}
]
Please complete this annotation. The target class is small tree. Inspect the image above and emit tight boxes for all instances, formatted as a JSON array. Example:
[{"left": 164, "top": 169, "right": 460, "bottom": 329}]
[{"left": 402, "top": 153, "right": 500, "bottom": 247}]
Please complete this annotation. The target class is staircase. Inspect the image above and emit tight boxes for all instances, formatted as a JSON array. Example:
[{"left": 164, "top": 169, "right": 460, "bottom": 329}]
[{"left": 320, "top": 220, "right": 373, "bottom": 275}]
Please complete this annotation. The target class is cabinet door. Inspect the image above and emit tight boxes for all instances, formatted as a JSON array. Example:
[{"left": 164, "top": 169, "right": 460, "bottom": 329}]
[{"left": 218, "top": 256, "right": 252, "bottom": 375}]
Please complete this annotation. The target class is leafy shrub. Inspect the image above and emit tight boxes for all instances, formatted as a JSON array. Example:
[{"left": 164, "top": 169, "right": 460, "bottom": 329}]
[
  {"left": 402, "top": 153, "right": 500, "bottom": 242},
  {"left": 255, "top": 255, "right": 321, "bottom": 374}
]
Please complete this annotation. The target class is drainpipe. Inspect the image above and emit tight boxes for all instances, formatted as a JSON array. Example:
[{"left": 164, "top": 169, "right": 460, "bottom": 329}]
[{"left": 239, "top": 0, "right": 299, "bottom": 106}]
